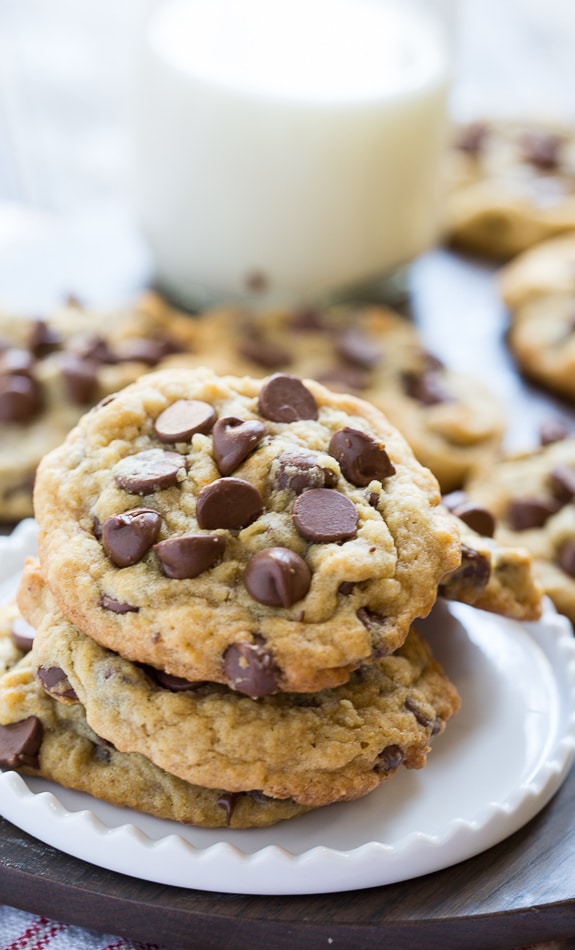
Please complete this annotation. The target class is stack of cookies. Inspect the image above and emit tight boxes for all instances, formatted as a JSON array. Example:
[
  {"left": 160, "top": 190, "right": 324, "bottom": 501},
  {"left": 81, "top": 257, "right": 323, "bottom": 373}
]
[{"left": 0, "top": 365, "right": 466, "bottom": 828}]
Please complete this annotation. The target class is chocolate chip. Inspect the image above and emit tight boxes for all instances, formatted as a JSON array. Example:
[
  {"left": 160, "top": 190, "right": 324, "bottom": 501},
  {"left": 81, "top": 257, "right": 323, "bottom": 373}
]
[
  {"left": 442, "top": 492, "right": 496, "bottom": 538},
  {"left": 549, "top": 465, "right": 575, "bottom": 504},
  {"left": 0, "top": 374, "right": 42, "bottom": 423},
  {"left": 28, "top": 319, "right": 62, "bottom": 357},
  {"left": 154, "top": 534, "right": 226, "bottom": 578},
  {"left": 334, "top": 327, "right": 381, "bottom": 369},
  {"left": 69, "top": 333, "right": 114, "bottom": 363},
  {"left": 0, "top": 348, "right": 35, "bottom": 377},
  {"left": 455, "top": 122, "right": 488, "bottom": 155},
  {"left": 441, "top": 544, "right": 491, "bottom": 593},
  {"left": 114, "top": 450, "right": 186, "bottom": 494},
  {"left": 0, "top": 717, "right": 43, "bottom": 770},
  {"left": 196, "top": 478, "right": 264, "bottom": 530},
  {"left": 338, "top": 581, "right": 355, "bottom": 596},
  {"left": 258, "top": 374, "right": 318, "bottom": 422},
  {"left": 37, "top": 666, "right": 78, "bottom": 702},
  {"left": 244, "top": 547, "right": 311, "bottom": 607},
  {"left": 10, "top": 616, "right": 35, "bottom": 652},
  {"left": 237, "top": 338, "right": 292, "bottom": 369},
  {"left": 100, "top": 594, "right": 140, "bottom": 613},
  {"left": 375, "top": 744, "right": 403, "bottom": 773},
  {"left": 223, "top": 639, "right": 279, "bottom": 697},
  {"left": 316, "top": 366, "right": 370, "bottom": 392},
  {"left": 293, "top": 489, "right": 358, "bottom": 542},
  {"left": 521, "top": 131, "right": 563, "bottom": 170},
  {"left": 357, "top": 607, "right": 387, "bottom": 636},
  {"left": 101, "top": 507, "right": 162, "bottom": 567},
  {"left": 539, "top": 419, "right": 570, "bottom": 445},
  {"left": 402, "top": 367, "right": 451, "bottom": 406},
  {"left": 61, "top": 354, "right": 99, "bottom": 405},
  {"left": 113, "top": 338, "right": 171, "bottom": 366},
  {"left": 212, "top": 416, "right": 267, "bottom": 475},
  {"left": 404, "top": 696, "right": 433, "bottom": 728},
  {"left": 154, "top": 399, "right": 216, "bottom": 443},
  {"left": 145, "top": 666, "right": 205, "bottom": 691},
  {"left": 289, "top": 308, "right": 328, "bottom": 331},
  {"left": 558, "top": 539, "right": 575, "bottom": 578},
  {"left": 506, "top": 497, "right": 562, "bottom": 531},
  {"left": 329, "top": 427, "right": 395, "bottom": 487},
  {"left": 274, "top": 451, "right": 338, "bottom": 494}
]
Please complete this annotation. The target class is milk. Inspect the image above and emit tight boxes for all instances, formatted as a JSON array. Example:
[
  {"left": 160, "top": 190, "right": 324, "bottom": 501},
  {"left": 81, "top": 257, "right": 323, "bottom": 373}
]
[{"left": 130, "top": 0, "right": 450, "bottom": 308}]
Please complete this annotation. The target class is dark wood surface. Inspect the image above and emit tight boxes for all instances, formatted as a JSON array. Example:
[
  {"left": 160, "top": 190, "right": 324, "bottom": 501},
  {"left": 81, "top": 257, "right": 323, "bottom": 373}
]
[{"left": 2, "top": 227, "right": 575, "bottom": 948}]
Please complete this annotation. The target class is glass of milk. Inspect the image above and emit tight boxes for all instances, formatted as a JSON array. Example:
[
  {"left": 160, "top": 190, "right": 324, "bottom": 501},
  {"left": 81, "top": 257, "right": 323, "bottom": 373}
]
[{"left": 129, "top": 0, "right": 451, "bottom": 309}]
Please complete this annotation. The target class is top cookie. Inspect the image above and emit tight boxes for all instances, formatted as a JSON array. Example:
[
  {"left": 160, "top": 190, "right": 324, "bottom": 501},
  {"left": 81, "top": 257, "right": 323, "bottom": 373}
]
[
  {"left": 180, "top": 303, "right": 505, "bottom": 494},
  {"left": 33, "top": 366, "right": 460, "bottom": 695},
  {"left": 445, "top": 120, "right": 575, "bottom": 259},
  {"left": 0, "top": 291, "right": 200, "bottom": 521}
]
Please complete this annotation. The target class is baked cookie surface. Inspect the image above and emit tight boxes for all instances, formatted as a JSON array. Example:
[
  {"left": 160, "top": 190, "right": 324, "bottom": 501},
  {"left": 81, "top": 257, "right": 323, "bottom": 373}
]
[
  {"left": 0, "top": 292, "right": 199, "bottom": 521},
  {"left": 464, "top": 436, "right": 575, "bottom": 624},
  {"left": 22, "top": 563, "right": 460, "bottom": 808},
  {"left": 0, "top": 600, "right": 309, "bottom": 828},
  {"left": 184, "top": 303, "right": 505, "bottom": 493},
  {"left": 499, "top": 233, "right": 575, "bottom": 401},
  {"left": 446, "top": 120, "right": 575, "bottom": 260},
  {"left": 32, "top": 367, "right": 461, "bottom": 694}
]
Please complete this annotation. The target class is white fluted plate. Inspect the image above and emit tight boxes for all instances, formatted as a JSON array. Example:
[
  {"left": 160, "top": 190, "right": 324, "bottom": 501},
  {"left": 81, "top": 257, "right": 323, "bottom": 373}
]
[{"left": 1, "top": 518, "right": 575, "bottom": 895}]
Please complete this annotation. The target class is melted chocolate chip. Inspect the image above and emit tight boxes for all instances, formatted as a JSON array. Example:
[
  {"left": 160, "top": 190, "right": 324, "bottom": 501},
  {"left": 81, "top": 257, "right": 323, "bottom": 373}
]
[
  {"left": 357, "top": 607, "right": 387, "bottom": 636},
  {"left": 237, "top": 337, "right": 292, "bottom": 369},
  {"left": 154, "top": 534, "right": 226, "bottom": 578},
  {"left": 506, "top": 497, "right": 562, "bottom": 531},
  {"left": 0, "top": 375, "right": 42, "bottom": 423},
  {"left": 154, "top": 399, "right": 216, "bottom": 443},
  {"left": 0, "top": 717, "right": 43, "bottom": 770},
  {"left": 212, "top": 416, "right": 267, "bottom": 475},
  {"left": 558, "top": 539, "right": 575, "bottom": 578},
  {"left": 37, "top": 666, "right": 78, "bottom": 702},
  {"left": 10, "top": 616, "right": 35, "bottom": 652},
  {"left": 223, "top": 639, "right": 279, "bottom": 697},
  {"left": 100, "top": 594, "right": 140, "bottom": 614},
  {"left": 442, "top": 492, "right": 496, "bottom": 538},
  {"left": 274, "top": 451, "right": 338, "bottom": 494},
  {"left": 443, "top": 544, "right": 491, "bottom": 592},
  {"left": 375, "top": 744, "right": 403, "bottom": 773},
  {"left": 329, "top": 427, "right": 395, "bottom": 487},
  {"left": 292, "top": 489, "right": 358, "bottom": 542},
  {"left": 244, "top": 547, "right": 311, "bottom": 607},
  {"left": 114, "top": 450, "right": 186, "bottom": 494},
  {"left": 101, "top": 507, "right": 162, "bottom": 567},
  {"left": 258, "top": 374, "right": 318, "bottom": 422},
  {"left": 334, "top": 327, "right": 381, "bottom": 369},
  {"left": 61, "top": 354, "right": 99, "bottom": 405},
  {"left": 196, "top": 478, "right": 264, "bottom": 530},
  {"left": 216, "top": 791, "right": 241, "bottom": 825}
]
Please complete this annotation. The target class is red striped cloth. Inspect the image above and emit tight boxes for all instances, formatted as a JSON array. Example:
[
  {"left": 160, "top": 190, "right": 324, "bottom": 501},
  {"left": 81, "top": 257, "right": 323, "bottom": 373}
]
[{"left": 0, "top": 907, "right": 167, "bottom": 950}]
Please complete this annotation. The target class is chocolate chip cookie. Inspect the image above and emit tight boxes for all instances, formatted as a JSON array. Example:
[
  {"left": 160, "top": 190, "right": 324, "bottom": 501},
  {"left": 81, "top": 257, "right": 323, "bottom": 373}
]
[
  {"left": 438, "top": 497, "right": 543, "bottom": 621},
  {"left": 21, "top": 562, "right": 460, "bottom": 808},
  {"left": 33, "top": 366, "right": 461, "bottom": 695},
  {"left": 0, "top": 291, "right": 200, "bottom": 521},
  {"left": 464, "top": 435, "right": 575, "bottom": 624},
  {"left": 182, "top": 303, "right": 504, "bottom": 493},
  {"left": 445, "top": 120, "right": 575, "bottom": 259},
  {"left": 498, "top": 233, "right": 575, "bottom": 401},
  {"left": 0, "top": 600, "right": 309, "bottom": 827}
]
